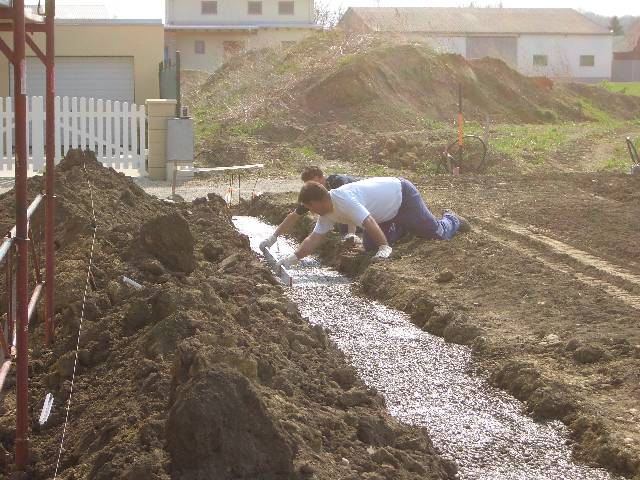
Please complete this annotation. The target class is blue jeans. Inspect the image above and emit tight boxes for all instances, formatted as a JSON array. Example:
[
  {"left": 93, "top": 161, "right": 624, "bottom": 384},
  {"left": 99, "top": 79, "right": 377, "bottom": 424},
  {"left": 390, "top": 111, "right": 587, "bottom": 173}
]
[{"left": 363, "top": 178, "right": 460, "bottom": 251}]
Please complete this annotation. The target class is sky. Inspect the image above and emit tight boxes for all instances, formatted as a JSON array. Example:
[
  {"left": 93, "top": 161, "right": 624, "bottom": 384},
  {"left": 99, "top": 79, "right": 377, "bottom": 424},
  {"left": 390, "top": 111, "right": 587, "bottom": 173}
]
[{"left": 52, "top": 0, "right": 640, "bottom": 20}]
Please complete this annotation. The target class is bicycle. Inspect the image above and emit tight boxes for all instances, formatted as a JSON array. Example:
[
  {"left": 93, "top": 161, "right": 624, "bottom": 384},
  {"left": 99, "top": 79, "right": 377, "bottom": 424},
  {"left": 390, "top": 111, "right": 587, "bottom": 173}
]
[
  {"left": 626, "top": 137, "right": 640, "bottom": 175},
  {"left": 437, "top": 134, "right": 488, "bottom": 174}
]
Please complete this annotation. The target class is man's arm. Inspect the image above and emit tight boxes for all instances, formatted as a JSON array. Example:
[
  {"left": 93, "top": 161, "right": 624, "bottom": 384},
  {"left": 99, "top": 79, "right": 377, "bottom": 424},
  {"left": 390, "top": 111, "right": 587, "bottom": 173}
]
[
  {"left": 362, "top": 216, "right": 393, "bottom": 261},
  {"left": 273, "top": 211, "right": 301, "bottom": 238},
  {"left": 260, "top": 211, "right": 301, "bottom": 249},
  {"left": 278, "top": 232, "right": 326, "bottom": 268},
  {"left": 296, "top": 232, "right": 326, "bottom": 259},
  {"left": 362, "top": 216, "right": 388, "bottom": 247}
]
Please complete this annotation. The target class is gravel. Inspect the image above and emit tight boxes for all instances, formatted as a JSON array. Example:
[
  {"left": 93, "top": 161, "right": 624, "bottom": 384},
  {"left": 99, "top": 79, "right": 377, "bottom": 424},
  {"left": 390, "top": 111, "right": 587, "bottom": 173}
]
[{"left": 234, "top": 215, "right": 620, "bottom": 480}]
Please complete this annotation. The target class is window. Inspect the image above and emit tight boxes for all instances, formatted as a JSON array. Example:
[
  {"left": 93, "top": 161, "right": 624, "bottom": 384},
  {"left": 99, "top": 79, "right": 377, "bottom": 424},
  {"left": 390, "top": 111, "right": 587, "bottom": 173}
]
[
  {"left": 533, "top": 54, "right": 548, "bottom": 67},
  {"left": 201, "top": 1, "right": 217, "bottom": 14},
  {"left": 195, "top": 40, "right": 205, "bottom": 55},
  {"left": 279, "top": 1, "right": 295, "bottom": 15},
  {"left": 580, "top": 55, "right": 595, "bottom": 67},
  {"left": 248, "top": 1, "right": 262, "bottom": 14}
]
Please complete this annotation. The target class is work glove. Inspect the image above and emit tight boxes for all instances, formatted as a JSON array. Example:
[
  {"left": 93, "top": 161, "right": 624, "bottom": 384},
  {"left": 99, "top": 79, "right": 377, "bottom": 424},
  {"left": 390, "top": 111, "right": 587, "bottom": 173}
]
[
  {"left": 342, "top": 233, "right": 362, "bottom": 245},
  {"left": 259, "top": 235, "right": 277, "bottom": 251},
  {"left": 277, "top": 253, "right": 299, "bottom": 270},
  {"left": 372, "top": 245, "right": 392, "bottom": 262}
]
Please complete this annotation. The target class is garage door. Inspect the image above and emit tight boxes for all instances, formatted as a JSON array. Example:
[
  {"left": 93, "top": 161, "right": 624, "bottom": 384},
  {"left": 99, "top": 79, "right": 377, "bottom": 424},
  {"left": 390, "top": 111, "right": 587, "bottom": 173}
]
[{"left": 10, "top": 56, "right": 134, "bottom": 102}]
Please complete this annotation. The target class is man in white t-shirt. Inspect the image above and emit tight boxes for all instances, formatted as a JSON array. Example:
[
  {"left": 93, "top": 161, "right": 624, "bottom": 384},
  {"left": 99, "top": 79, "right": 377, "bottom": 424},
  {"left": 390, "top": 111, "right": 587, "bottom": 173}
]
[{"left": 277, "top": 177, "right": 470, "bottom": 267}]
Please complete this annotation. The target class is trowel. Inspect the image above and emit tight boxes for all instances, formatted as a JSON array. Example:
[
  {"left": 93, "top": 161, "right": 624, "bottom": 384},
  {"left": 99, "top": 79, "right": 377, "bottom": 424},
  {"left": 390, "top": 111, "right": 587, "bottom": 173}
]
[{"left": 260, "top": 245, "right": 293, "bottom": 287}]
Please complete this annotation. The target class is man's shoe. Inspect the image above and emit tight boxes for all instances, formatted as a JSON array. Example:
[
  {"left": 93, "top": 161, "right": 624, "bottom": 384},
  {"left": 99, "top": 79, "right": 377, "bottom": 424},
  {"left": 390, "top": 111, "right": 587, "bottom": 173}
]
[{"left": 445, "top": 210, "right": 472, "bottom": 233}]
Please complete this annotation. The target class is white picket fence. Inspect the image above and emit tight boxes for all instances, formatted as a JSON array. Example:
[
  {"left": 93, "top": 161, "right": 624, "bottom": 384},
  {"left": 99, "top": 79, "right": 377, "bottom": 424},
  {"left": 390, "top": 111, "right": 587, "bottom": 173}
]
[{"left": 0, "top": 96, "right": 147, "bottom": 177}]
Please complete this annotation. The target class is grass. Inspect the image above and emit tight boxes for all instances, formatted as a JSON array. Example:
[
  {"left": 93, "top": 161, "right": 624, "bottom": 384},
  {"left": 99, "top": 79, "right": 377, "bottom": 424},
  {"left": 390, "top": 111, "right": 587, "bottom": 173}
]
[
  {"left": 337, "top": 54, "right": 356, "bottom": 68},
  {"left": 598, "top": 81, "right": 640, "bottom": 97},
  {"left": 294, "top": 146, "right": 318, "bottom": 158},
  {"left": 599, "top": 138, "right": 640, "bottom": 172},
  {"left": 575, "top": 99, "right": 621, "bottom": 128},
  {"left": 192, "top": 107, "right": 222, "bottom": 142},
  {"left": 229, "top": 119, "right": 266, "bottom": 137},
  {"left": 490, "top": 124, "right": 569, "bottom": 166}
]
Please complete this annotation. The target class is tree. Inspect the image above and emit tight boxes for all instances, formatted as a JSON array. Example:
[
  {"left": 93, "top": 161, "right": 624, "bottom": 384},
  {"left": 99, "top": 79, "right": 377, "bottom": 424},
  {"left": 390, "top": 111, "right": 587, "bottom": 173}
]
[
  {"left": 314, "top": 0, "right": 345, "bottom": 28},
  {"left": 609, "top": 16, "right": 624, "bottom": 35}
]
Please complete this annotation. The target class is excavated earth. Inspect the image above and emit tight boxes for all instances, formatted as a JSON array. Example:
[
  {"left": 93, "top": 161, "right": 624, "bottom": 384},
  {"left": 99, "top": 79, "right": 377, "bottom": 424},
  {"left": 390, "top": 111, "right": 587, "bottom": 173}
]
[
  {"left": 0, "top": 150, "right": 456, "bottom": 479},
  {"left": 243, "top": 169, "right": 640, "bottom": 479}
]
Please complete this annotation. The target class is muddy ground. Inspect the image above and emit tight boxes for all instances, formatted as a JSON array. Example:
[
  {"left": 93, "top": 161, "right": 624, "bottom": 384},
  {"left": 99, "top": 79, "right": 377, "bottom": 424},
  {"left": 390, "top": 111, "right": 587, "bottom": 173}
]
[
  {"left": 244, "top": 169, "right": 640, "bottom": 479},
  {"left": 0, "top": 151, "right": 456, "bottom": 479}
]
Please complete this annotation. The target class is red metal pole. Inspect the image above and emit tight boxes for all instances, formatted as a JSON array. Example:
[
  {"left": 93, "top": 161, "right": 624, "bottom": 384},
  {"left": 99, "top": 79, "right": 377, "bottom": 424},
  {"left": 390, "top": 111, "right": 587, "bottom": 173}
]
[
  {"left": 13, "top": 0, "right": 31, "bottom": 470},
  {"left": 44, "top": 0, "right": 56, "bottom": 345}
]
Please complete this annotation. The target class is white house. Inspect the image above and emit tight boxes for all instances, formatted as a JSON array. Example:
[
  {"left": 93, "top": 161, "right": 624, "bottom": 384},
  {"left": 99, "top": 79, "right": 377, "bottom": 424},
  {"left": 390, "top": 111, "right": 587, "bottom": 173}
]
[
  {"left": 338, "top": 7, "right": 613, "bottom": 82},
  {"left": 165, "top": 0, "right": 320, "bottom": 72}
]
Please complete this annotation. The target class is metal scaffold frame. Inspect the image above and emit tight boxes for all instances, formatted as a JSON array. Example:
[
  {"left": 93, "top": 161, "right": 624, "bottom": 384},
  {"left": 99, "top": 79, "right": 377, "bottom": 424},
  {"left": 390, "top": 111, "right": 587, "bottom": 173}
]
[{"left": 0, "top": 0, "right": 55, "bottom": 472}]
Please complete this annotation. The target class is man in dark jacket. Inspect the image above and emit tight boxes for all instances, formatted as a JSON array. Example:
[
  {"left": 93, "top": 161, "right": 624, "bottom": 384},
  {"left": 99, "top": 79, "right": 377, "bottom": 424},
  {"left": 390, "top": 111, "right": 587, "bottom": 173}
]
[{"left": 259, "top": 166, "right": 359, "bottom": 250}]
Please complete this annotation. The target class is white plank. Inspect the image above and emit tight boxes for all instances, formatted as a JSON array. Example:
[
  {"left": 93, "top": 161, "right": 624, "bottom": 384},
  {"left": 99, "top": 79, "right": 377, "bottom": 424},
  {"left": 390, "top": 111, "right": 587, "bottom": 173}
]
[
  {"left": 70, "top": 97, "right": 78, "bottom": 149},
  {"left": 25, "top": 97, "right": 31, "bottom": 171},
  {"left": 31, "top": 97, "right": 45, "bottom": 172},
  {"left": 6, "top": 97, "right": 13, "bottom": 173},
  {"left": 130, "top": 102, "right": 139, "bottom": 171},
  {"left": 138, "top": 105, "right": 146, "bottom": 174},
  {"left": 79, "top": 97, "right": 87, "bottom": 151},
  {"left": 113, "top": 101, "right": 121, "bottom": 170},
  {"left": 61, "top": 96, "right": 70, "bottom": 157},
  {"left": 121, "top": 102, "right": 130, "bottom": 169},
  {"left": 0, "top": 98, "right": 5, "bottom": 169},
  {"left": 88, "top": 98, "right": 95, "bottom": 155},
  {"left": 54, "top": 96, "right": 61, "bottom": 161},
  {"left": 105, "top": 100, "right": 112, "bottom": 165},
  {"left": 96, "top": 99, "right": 104, "bottom": 160}
]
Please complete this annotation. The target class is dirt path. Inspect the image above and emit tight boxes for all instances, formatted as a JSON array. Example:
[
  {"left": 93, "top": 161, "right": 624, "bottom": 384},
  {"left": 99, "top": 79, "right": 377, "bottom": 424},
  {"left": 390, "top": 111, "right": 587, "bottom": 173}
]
[
  {"left": 237, "top": 216, "right": 620, "bottom": 480},
  {"left": 243, "top": 170, "right": 640, "bottom": 478},
  {"left": 550, "top": 123, "right": 640, "bottom": 172}
]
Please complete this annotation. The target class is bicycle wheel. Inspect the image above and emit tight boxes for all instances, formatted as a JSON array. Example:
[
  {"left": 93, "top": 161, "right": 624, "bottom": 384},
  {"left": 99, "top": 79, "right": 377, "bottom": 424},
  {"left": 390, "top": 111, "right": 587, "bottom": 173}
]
[
  {"left": 627, "top": 137, "right": 639, "bottom": 164},
  {"left": 445, "top": 135, "right": 488, "bottom": 173}
]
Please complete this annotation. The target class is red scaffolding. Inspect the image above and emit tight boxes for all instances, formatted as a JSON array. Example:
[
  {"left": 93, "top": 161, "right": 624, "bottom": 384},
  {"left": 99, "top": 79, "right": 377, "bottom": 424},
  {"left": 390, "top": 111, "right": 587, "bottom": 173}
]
[{"left": 0, "top": 0, "right": 55, "bottom": 472}]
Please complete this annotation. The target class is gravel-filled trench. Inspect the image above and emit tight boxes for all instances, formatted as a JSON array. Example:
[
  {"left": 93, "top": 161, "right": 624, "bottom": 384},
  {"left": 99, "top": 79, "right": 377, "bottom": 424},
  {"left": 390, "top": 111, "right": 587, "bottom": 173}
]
[{"left": 233, "top": 215, "right": 620, "bottom": 480}]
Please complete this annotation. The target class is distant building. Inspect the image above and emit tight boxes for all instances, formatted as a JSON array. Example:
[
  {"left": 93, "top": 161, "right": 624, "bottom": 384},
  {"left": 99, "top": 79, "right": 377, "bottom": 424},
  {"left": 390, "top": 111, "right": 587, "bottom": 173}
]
[
  {"left": 0, "top": 4, "right": 163, "bottom": 103},
  {"left": 338, "top": 7, "right": 613, "bottom": 82},
  {"left": 612, "top": 22, "right": 640, "bottom": 81},
  {"left": 165, "top": 0, "right": 320, "bottom": 72}
]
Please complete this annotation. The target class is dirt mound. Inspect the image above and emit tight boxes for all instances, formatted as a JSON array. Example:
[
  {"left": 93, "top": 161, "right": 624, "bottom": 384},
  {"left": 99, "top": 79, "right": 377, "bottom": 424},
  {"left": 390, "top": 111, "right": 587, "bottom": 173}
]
[
  {"left": 167, "top": 367, "right": 296, "bottom": 479},
  {"left": 140, "top": 213, "right": 196, "bottom": 273},
  {"left": 191, "top": 32, "right": 640, "bottom": 131},
  {"left": 0, "top": 151, "right": 455, "bottom": 479},
  {"left": 188, "top": 31, "right": 640, "bottom": 172}
]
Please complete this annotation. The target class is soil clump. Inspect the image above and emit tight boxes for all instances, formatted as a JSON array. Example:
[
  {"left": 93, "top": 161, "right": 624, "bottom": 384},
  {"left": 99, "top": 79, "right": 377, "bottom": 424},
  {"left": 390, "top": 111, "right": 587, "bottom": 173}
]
[{"left": 0, "top": 150, "right": 455, "bottom": 479}]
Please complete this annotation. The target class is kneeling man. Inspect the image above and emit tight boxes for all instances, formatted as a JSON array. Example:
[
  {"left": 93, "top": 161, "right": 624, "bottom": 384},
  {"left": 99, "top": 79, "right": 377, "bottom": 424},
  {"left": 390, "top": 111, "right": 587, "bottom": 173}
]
[{"left": 277, "top": 177, "right": 470, "bottom": 267}]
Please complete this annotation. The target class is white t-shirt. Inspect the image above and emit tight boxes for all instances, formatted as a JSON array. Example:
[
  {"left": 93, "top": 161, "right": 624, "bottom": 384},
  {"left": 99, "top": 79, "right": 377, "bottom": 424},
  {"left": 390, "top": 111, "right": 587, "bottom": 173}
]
[{"left": 313, "top": 177, "right": 402, "bottom": 235}]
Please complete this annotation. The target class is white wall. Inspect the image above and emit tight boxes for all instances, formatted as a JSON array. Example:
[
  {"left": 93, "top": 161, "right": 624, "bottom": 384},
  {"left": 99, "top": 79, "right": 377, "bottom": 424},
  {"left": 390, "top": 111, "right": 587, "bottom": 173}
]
[
  {"left": 167, "top": 0, "right": 314, "bottom": 25},
  {"left": 517, "top": 35, "right": 613, "bottom": 80},
  {"left": 425, "top": 36, "right": 467, "bottom": 56},
  {"left": 174, "top": 28, "right": 316, "bottom": 71},
  {"left": 391, "top": 34, "right": 466, "bottom": 56}
]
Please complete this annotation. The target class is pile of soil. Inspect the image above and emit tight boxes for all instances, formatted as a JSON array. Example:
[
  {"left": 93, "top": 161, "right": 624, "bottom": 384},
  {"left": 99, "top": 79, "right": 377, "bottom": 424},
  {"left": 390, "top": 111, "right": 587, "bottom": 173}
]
[
  {"left": 243, "top": 172, "right": 640, "bottom": 479},
  {"left": 187, "top": 31, "right": 640, "bottom": 171},
  {"left": 0, "top": 150, "right": 456, "bottom": 479},
  {"left": 192, "top": 32, "right": 640, "bottom": 130}
]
